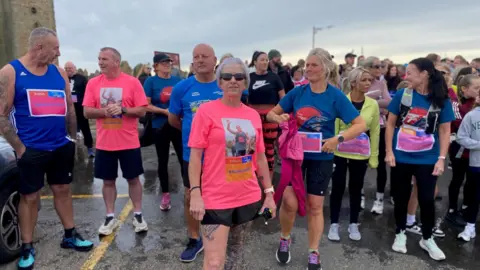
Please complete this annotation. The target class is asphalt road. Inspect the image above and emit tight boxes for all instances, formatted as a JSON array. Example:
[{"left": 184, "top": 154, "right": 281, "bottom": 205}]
[{"left": 1, "top": 143, "right": 479, "bottom": 270}]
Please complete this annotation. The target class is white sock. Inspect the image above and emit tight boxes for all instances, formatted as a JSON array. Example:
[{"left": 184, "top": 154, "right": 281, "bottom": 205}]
[
  {"left": 466, "top": 223, "right": 475, "bottom": 230},
  {"left": 406, "top": 214, "right": 416, "bottom": 225},
  {"left": 134, "top": 212, "right": 142, "bottom": 216},
  {"left": 106, "top": 213, "right": 114, "bottom": 217},
  {"left": 376, "top": 192, "right": 384, "bottom": 201},
  {"left": 461, "top": 205, "right": 468, "bottom": 210}
]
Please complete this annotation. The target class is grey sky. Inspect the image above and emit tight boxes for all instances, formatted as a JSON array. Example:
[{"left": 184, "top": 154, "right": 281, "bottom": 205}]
[{"left": 54, "top": 0, "right": 480, "bottom": 72}]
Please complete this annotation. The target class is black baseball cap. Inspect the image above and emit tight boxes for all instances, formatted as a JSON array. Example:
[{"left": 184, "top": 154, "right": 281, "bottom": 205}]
[
  {"left": 345, "top": 53, "right": 357, "bottom": 58},
  {"left": 153, "top": 53, "right": 172, "bottom": 63}
]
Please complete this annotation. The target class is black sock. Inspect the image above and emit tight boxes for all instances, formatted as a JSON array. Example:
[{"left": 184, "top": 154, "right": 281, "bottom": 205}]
[
  {"left": 65, "top": 227, "right": 75, "bottom": 238},
  {"left": 22, "top": 242, "right": 33, "bottom": 250}
]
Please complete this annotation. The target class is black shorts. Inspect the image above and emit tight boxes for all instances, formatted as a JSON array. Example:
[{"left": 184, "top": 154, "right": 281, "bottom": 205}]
[
  {"left": 302, "top": 159, "right": 334, "bottom": 196},
  {"left": 201, "top": 200, "right": 262, "bottom": 227},
  {"left": 17, "top": 141, "right": 75, "bottom": 195},
  {"left": 94, "top": 148, "right": 144, "bottom": 180}
]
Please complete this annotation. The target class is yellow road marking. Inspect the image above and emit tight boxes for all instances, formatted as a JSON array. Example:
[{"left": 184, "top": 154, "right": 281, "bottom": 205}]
[
  {"left": 40, "top": 194, "right": 129, "bottom": 200},
  {"left": 80, "top": 199, "right": 133, "bottom": 270}
]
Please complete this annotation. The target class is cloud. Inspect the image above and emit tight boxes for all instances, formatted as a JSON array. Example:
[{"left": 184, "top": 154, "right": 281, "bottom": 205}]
[{"left": 54, "top": 0, "right": 480, "bottom": 72}]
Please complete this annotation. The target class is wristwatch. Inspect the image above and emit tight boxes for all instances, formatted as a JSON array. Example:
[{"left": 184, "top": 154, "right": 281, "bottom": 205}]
[
  {"left": 264, "top": 186, "right": 275, "bottom": 194},
  {"left": 337, "top": 135, "right": 345, "bottom": 143},
  {"left": 121, "top": 107, "right": 127, "bottom": 115}
]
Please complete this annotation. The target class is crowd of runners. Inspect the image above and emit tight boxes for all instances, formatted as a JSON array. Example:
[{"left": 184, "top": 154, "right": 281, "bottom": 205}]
[{"left": 0, "top": 27, "right": 479, "bottom": 270}]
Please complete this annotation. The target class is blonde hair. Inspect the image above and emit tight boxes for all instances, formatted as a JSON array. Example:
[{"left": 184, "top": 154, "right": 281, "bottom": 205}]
[
  {"left": 219, "top": 53, "right": 234, "bottom": 65},
  {"left": 328, "top": 63, "right": 340, "bottom": 88},
  {"left": 136, "top": 64, "right": 149, "bottom": 78},
  {"left": 341, "top": 67, "right": 371, "bottom": 94},
  {"left": 457, "top": 74, "right": 480, "bottom": 104},
  {"left": 307, "top": 48, "right": 336, "bottom": 81}
]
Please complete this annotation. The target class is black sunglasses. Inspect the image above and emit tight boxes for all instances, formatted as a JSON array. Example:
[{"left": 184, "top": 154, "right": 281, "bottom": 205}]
[
  {"left": 372, "top": 65, "right": 384, "bottom": 69},
  {"left": 220, "top": 73, "right": 246, "bottom": 81}
]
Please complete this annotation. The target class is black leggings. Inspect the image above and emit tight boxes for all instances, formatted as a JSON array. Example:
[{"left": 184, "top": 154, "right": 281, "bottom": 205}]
[
  {"left": 448, "top": 142, "right": 475, "bottom": 210},
  {"left": 376, "top": 128, "right": 388, "bottom": 194},
  {"left": 464, "top": 171, "right": 480, "bottom": 224},
  {"left": 330, "top": 156, "right": 368, "bottom": 224},
  {"left": 392, "top": 163, "right": 437, "bottom": 239},
  {"left": 74, "top": 103, "right": 93, "bottom": 148},
  {"left": 154, "top": 123, "right": 183, "bottom": 193}
]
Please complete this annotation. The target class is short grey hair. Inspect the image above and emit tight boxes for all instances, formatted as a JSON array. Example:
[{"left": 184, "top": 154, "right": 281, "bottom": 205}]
[
  {"left": 360, "top": 56, "right": 380, "bottom": 68},
  {"left": 100, "top": 47, "right": 122, "bottom": 61},
  {"left": 28, "top": 27, "right": 57, "bottom": 48},
  {"left": 307, "top": 48, "right": 336, "bottom": 80},
  {"left": 215, "top": 57, "right": 250, "bottom": 87}
]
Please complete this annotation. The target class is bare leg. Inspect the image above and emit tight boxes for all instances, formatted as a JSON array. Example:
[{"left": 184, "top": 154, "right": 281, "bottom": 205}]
[
  {"left": 225, "top": 222, "right": 251, "bottom": 270},
  {"left": 279, "top": 187, "right": 298, "bottom": 237},
  {"left": 127, "top": 177, "right": 143, "bottom": 212},
  {"left": 19, "top": 192, "right": 40, "bottom": 243},
  {"left": 185, "top": 188, "right": 200, "bottom": 239},
  {"left": 202, "top": 224, "right": 230, "bottom": 270},
  {"left": 102, "top": 180, "right": 117, "bottom": 214},
  {"left": 50, "top": 184, "right": 74, "bottom": 229},
  {"left": 307, "top": 194, "right": 325, "bottom": 250}
]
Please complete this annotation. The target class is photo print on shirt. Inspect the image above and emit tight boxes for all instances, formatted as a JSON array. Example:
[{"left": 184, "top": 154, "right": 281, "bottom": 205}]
[
  {"left": 222, "top": 118, "right": 256, "bottom": 182},
  {"left": 100, "top": 87, "right": 123, "bottom": 129}
]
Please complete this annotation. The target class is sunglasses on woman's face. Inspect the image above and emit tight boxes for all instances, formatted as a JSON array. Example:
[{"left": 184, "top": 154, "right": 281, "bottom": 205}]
[
  {"left": 220, "top": 73, "right": 246, "bottom": 81},
  {"left": 373, "top": 65, "right": 383, "bottom": 69}
]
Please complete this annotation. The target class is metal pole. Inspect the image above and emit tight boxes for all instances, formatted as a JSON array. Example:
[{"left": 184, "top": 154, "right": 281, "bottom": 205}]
[{"left": 312, "top": 27, "right": 315, "bottom": 49}]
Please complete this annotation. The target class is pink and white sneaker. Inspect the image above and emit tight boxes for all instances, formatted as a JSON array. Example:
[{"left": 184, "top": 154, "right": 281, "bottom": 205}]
[{"left": 160, "top": 193, "right": 171, "bottom": 211}]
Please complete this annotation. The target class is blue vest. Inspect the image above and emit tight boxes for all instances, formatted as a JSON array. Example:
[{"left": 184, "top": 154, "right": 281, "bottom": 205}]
[{"left": 10, "top": 60, "right": 69, "bottom": 151}]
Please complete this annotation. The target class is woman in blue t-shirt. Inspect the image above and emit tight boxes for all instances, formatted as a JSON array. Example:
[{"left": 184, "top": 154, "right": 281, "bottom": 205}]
[
  {"left": 266, "top": 48, "right": 366, "bottom": 269},
  {"left": 385, "top": 57, "right": 455, "bottom": 261}
]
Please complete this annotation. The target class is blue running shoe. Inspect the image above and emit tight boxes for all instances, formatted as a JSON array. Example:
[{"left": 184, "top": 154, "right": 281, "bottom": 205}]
[
  {"left": 17, "top": 246, "right": 35, "bottom": 270},
  {"left": 179, "top": 238, "right": 203, "bottom": 262},
  {"left": 88, "top": 148, "right": 95, "bottom": 158},
  {"left": 61, "top": 230, "right": 94, "bottom": 252}
]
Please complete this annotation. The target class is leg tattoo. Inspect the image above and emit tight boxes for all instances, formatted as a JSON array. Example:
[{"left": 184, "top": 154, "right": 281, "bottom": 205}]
[
  {"left": 202, "top": 224, "right": 220, "bottom": 241},
  {"left": 225, "top": 222, "right": 251, "bottom": 270}
]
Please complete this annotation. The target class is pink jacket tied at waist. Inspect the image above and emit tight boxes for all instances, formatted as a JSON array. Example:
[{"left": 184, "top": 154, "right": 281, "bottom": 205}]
[{"left": 274, "top": 117, "right": 306, "bottom": 216}]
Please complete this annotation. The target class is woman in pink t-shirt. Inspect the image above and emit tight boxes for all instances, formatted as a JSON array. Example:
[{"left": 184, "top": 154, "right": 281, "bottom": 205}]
[{"left": 188, "top": 57, "right": 277, "bottom": 269}]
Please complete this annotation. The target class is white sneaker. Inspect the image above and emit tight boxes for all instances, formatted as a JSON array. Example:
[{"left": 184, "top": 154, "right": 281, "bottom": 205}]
[
  {"left": 360, "top": 195, "right": 365, "bottom": 210},
  {"left": 392, "top": 231, "right": 407, "bottom": 254},
  {"left": 458, "top": 226, "right": 476, "bottom": 242},
  {"left": 133, "top": 214, "right": 148, "bottom": 233},
  {"left": 371, "top": 199, "right": 384, "bottom": 215},
  {"left": 76, "top": 132, "right": 84, "bottom": 140},
  {"left": 98, "top": 216, "right": 119, "bottom": 236},
  {"left": 328, "top": 224, "right": 340, "bottom": 241},
  {"left": 348, "top": 223, "right": 361, "bottom": 241},
  {"left": 419, "top": 238, "right": 446, "bottom": 261}
]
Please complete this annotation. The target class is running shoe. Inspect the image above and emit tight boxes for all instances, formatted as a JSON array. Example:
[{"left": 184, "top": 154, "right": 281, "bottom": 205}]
[
  {"left": 392, "top": 230, "right": 407, "bottom": 254},
  {"left": 276, "top": 237, "right": 291, "bottom": 264},
  {"left": 133, "top": 214, "right": 148, "bottom": 233},
  {"left": 348, "top": 224, "right": 361, "bottom": 241},
  {"left": 180, "top": 238, "right": 203, "bottom": 262},
  {"left": 307, "top": 250, "right": 322, "bottom": 270},
  {"left": 405, "top": 222, "right": 422, "bottom": 235},
  {"left": 458, "top": 225, "right": 476, "bottom": 242},
  {"left": 371, "top": 199, "right": 384, "bottom": 215},
  {"left": 419, "top": 238, "right": 446, "bottom": 261},
  {"left": 87, "top": 148, "right": 95, "bottom": 158},
  {"left": 98, "top": 216, "right": 119, "bottom": 236},
  {"left": 17, "top": 245, "right": 35, "bottom": 270},
  {"left": 160, "top": 193, "right": 172, "bottom": 211},
  {"left": 360, "top": 194, "right": 365, "bottom": 210},
  {"left": 327, "top": 224, "right": 340, "bottom": 241},
  {"left": 60, "top": 229, "right": 94, "bottom": 251}
]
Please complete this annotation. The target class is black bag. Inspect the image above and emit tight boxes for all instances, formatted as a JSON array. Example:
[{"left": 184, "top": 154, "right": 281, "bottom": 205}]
[{"left": 139, "top": 113, "right": 155, "bottom": 147}]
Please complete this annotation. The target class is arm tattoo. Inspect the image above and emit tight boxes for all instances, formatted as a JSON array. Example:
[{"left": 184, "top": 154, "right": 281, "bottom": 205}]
[
  {"left": 202, "top": 224, "right": 220, "bottom": 241},
  {"left": 0, "top": 75, "right": 24, "bottom": 152}
]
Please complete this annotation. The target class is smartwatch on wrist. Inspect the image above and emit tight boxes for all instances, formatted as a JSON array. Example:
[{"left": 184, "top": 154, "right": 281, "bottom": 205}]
[
  {"left": 337, "top": 135, "right": 345, "bottom": 143},
  {"left": 438, "top": 156, "right": 446, "bottom": 160},
  {"left": 264, "top": 186, "right": 274, "bottom": 194},
  {"left": 121, "top": 107, "right": 127, "bottom": 115}
]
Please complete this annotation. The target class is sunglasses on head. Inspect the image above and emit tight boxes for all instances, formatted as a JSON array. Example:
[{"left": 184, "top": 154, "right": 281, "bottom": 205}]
[{"left": 220, "top": 73, "right": 246, "bottom": 81}]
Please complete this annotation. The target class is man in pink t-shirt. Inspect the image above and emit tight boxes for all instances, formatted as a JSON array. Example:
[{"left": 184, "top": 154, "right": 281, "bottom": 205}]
[{"left": 83, "top": 47, "right": 148, "bottom": 236}]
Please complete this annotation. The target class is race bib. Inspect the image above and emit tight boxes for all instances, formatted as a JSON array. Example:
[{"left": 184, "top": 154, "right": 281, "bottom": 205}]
[
  {"left": 225, "top": 155, "right": 253, "bottom": 182},
  {"left": 298, "top": 132, "right": 322, "bottom": 153},
  {"left": 72, "top": 94, "right": 78, "bottom": 103},
  {"left": 396, "top": 126, "right": 435, "bottom": 152},
  {"left": 26, "top": 89, "right": 67, "bottom": 117},
  {"left": 337, "top": 132, "right": 371, "bottom": 157}
]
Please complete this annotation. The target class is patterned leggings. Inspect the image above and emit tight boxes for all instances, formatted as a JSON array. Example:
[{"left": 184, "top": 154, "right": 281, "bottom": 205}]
[{"left": 253, "top": 107, "right": 278, "bottom": 172}]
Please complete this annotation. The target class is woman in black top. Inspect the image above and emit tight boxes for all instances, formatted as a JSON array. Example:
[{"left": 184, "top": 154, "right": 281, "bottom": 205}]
[{"left": 248, "top": 51, "right": 285, "bottom": 174}]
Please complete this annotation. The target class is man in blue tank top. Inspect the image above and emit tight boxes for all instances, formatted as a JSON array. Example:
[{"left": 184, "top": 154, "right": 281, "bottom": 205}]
[{"left": 0, "top": 27, "right": 93, "bottom": 270}]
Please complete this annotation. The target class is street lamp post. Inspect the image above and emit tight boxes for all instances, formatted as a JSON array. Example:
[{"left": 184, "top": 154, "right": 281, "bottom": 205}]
[{"left": 312, "top": 25, "right": 334, "bottom": 49}]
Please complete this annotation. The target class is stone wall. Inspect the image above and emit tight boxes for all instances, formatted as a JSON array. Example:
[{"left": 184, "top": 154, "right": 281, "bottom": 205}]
[{"left": 0, "top": 0, "right": 56, "bottom": 67}]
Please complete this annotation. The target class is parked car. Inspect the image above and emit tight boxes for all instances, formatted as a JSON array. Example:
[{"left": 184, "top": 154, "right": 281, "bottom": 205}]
[{"left": 0, "top": 136, "right": 21, "bottom": 263}]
